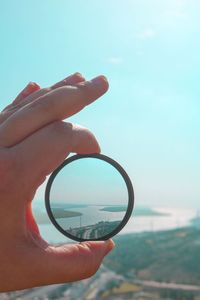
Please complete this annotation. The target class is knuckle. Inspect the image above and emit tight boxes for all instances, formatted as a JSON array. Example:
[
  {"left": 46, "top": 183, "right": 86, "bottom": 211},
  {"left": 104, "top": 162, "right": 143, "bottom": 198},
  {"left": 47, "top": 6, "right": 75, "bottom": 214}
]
[
  {"left": 72, "top": 72, "right": 85, "bottom": 82},
  {"left": 83, "top": 127, "right": 97, "bottom": 139},
  {"left": 50, "top": 121, "right": 73, "bottom": 136},
  {"left": 72, "top": 124, "right": 93, "bottom": 137},
  {"left": 72, "top": 124, "right": 100, "bottom": 153},
  {"left": 77, "top": 83, "right": 91, "bottom": 103}
]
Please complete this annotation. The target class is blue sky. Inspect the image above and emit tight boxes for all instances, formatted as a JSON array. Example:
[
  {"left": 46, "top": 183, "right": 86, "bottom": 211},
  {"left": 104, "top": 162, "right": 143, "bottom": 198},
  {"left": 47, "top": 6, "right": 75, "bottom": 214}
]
[{"left": 0, "top": 0, "right": 200, "bottom": 208}]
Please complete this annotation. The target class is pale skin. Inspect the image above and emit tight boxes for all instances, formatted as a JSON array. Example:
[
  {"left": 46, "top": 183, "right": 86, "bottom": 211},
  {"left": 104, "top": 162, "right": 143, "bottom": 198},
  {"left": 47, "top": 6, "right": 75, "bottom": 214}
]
[{"left": 0, "top": 73, "right": 115, "bottom": 292}]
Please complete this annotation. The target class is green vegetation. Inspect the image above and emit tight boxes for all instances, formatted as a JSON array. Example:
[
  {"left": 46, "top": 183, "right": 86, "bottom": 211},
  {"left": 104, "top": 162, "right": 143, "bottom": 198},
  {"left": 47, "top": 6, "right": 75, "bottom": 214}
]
[
  {"left": 191, "top": 216, "right": 200, "bottom": 228},
  {"left": 100, "top": 205, "right": 169, "bottom": 215},
  {"left": 100, "top": 206, "right": 127, "bottom": 212},
  {"left": 34, "top": 205, "right": 167, "bottom": 224},
  {"left": 104, "top": 227, "right": 200, "bottom": 285},
  {"left": 52, "top": 208, "right": 82, "bottom": 218},
  {"left": 5, "top": 227, "right": 200, "bottom": 300},
  {"left": 35, "top": 209, "right": 82, "bottom": 224}
]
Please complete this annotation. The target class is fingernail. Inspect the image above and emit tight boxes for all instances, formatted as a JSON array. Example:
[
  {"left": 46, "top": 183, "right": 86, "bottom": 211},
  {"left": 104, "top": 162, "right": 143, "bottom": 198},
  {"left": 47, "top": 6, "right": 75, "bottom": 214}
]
[
  {"left": 21, "top": 83, "right": 30, "bottom": 95},
  {"left": 24, "top": 82, "right": 32, "bottom": 91},
  {"left": 73, "top": 72, "right": 83, "bottom": 77},
  {"left": 24, "top": 82, "right": 39, "bottom": 93},
  {"left": 91, "top": 75, "right": 108, "bottom": 86},
  {"left": 28, "top": 81, "right": 40, "bottom": 88},
  {"left": 73, "top": 72, "right": 86, "bottom": 81}
]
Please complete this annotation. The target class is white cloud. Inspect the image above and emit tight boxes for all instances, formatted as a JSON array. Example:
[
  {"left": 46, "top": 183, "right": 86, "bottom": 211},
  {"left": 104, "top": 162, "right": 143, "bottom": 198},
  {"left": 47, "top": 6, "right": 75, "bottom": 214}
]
[
  {"left": 107, "top": 57, "right": 123, "bottom": 65},
  {"left": 136, "top": 28, "right": 156, "bottom": 40}
]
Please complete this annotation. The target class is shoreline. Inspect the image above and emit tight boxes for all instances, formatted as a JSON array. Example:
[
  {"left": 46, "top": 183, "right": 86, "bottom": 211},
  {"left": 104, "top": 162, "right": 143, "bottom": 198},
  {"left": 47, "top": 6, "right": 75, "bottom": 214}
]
[{"left": 36, "top": 206, "right": 198, "bottom": 244}]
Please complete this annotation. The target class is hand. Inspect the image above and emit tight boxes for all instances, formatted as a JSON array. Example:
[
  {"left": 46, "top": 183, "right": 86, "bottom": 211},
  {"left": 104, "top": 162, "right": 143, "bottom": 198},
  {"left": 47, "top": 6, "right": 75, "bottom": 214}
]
[{"left": 0, "top": 73, "right": 114, "bottom": 292}]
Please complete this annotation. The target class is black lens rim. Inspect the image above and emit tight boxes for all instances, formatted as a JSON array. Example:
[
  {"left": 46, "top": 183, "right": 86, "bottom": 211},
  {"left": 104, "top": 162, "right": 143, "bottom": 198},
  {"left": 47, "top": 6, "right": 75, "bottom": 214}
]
[{"left": 45, "top": 153, "right": 134, "bottom": 242}]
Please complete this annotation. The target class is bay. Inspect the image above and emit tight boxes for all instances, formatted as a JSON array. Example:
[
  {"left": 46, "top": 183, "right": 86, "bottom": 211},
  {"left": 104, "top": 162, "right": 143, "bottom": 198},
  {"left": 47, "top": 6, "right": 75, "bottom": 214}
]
[{"left": 35, "top": 206, "right": 197, "bottom": 244}]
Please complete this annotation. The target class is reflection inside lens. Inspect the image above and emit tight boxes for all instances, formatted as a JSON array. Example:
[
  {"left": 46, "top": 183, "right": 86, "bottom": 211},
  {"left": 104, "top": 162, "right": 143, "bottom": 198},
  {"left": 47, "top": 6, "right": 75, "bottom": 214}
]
[{"left": 49, "top": 157, "right": 129, "bottom": 240}]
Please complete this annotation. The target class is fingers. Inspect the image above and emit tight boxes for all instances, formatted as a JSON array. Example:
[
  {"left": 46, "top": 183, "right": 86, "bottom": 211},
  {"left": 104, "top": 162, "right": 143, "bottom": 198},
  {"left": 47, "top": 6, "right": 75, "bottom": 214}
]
[
  {"left": 8, "top": 239, "right": 114, "bottom": 290},
  {"left": 13, "top": 82, "right": 41, "bottom": 105},
  {"left": 26, "top": 203, "right": 40, "bottom": 236},
  {"left": 0, "top": 76, "right": 108, "bottom": 147},
  {"left": 25, "top": 240, "right": 114, "bottom": 289},
  {"left": 12, "top": 121, "right": 100, "bottom": 191},
  {"left": 44, "top": 240, "right": 115, "bottom": 283},
  {"left": 51, "top": 72, "right": 85, "bottom": 89},
  {"left": 0, "top": 82, "right": 40, "bottom": 124},
  {"left": 15, "top": 72, "right": 86, "bottom": 109},
  {"left": 1, "top": 82, "right": 40, "bottom": 113},
  {"left": 0, "top": 73, "right": 86, "bottom": 125}
]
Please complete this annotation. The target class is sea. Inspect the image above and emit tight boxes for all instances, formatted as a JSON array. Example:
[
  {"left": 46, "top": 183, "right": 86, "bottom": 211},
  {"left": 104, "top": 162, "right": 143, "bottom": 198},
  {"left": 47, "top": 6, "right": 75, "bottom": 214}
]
[{"left": 33, "top": 202, "right": 198, "bottom": 244}]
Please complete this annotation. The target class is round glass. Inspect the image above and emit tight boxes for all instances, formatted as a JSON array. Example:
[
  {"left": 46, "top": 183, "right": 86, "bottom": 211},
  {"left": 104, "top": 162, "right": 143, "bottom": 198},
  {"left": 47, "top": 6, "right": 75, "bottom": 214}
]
[{"left": 45, "top": 154, "right": 134, "bottom": 242}]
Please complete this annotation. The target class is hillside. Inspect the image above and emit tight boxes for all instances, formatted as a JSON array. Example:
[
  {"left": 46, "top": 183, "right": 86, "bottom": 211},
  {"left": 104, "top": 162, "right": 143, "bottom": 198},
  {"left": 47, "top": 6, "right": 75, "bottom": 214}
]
[
  {"left": 2, "top": 227, "right": 200, "bottom": 300},
  {"left": 105, "top": 227, "right": 200, "bottom": 285}
]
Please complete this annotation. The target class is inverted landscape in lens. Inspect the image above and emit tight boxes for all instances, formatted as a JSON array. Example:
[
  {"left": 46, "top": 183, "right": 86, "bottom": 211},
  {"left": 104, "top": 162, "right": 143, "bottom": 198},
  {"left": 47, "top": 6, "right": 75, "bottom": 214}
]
[{"left": 45, "top": 154, "right": 134, "bottom": 241}]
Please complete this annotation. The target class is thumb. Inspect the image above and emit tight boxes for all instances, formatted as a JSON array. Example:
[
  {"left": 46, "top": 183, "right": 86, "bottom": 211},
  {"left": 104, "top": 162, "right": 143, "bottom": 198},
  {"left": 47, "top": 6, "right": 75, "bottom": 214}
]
[{"left": 32, "top": 240, "right": 115, "bottom": 287}]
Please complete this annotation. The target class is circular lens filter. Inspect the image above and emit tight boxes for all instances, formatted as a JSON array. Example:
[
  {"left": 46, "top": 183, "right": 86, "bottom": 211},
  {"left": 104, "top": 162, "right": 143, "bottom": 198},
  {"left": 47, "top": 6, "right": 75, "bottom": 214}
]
[{"left": 45, "top": 154, "right": 134, "bottom": 242}]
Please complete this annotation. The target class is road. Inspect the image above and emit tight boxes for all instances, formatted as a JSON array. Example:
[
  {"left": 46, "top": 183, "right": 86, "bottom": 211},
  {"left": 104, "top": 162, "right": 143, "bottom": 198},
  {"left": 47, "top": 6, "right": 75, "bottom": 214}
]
[
  {"left": 137, "top": 280, "right": 200, "bottom": 292},
  {"left": 82, "top": 228, "right": 93, "bottom": 239}
]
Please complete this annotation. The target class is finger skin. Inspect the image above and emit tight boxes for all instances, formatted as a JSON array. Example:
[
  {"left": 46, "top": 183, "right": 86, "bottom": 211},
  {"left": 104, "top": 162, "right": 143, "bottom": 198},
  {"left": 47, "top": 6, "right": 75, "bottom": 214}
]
[
  {"left": 38, "top": 240, "right": 115, "bottom": 285},
  {"left": 12, "top": 121, "right": 100, "bottom": 191},
  {"left": 0, "top": 73, "right": 112, "bottom": 292},
  {"left": 26, "top": 203, "right": 40, "bottom": 235},
  {"left": 0, "top": 76, "right": 108, "bottom": 147},
  {"left": 0, "top": 118, "right": 115, "bottom": 292},
  {"left": 51, "top": 72, "right": 86, "bottom": 89},
  {"left": 0, "top": 239, "right": 114, "bottom": 291},
  {"left": 0, "top": 82, "right": 40, "bottom": 123},
  {"left": 15, "top": 72, "right": 86, "bottom": 109},
  {"left": 13, "top": 82, "right": 41, "bottom": 105},
  {"left": 0, "top": 73, "right": 86, "bottom": 125}
]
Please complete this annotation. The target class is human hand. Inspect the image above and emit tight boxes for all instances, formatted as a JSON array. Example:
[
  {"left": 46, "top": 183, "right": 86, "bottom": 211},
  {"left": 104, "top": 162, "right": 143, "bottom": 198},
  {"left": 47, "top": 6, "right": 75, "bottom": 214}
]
[{"left": 0, "top": 73, "right": 114, "bottom": 292}]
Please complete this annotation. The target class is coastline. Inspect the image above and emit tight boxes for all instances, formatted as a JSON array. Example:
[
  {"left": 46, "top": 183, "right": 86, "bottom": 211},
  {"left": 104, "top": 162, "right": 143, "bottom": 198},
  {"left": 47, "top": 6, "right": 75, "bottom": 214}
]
[{"left": 35, "top": 206, "right": 198, "bottom": 244}]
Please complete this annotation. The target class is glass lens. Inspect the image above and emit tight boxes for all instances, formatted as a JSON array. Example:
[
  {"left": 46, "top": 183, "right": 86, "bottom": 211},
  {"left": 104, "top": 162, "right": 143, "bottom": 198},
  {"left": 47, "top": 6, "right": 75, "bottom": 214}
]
[{"left": 48, "top": 156, "right": 129, "bottom": 240}]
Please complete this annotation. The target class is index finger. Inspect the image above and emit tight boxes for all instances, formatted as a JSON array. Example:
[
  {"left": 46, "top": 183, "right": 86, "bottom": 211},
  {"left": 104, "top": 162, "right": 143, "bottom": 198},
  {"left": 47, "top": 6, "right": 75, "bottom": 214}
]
[{"left": 0, "top": 76, "right": 109, "bottom": 147}]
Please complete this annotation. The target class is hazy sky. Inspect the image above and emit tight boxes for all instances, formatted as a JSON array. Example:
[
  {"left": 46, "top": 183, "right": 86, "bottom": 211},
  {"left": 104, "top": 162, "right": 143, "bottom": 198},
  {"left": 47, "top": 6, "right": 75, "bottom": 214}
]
[
  {"left": 0, "top": 0, "right": 199, "bottom": 208},
  {"left": 50, "top": 157, "right": 128, "bottom": 205}
]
